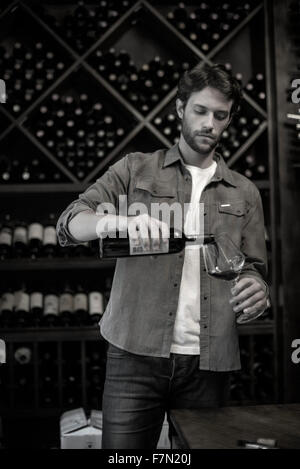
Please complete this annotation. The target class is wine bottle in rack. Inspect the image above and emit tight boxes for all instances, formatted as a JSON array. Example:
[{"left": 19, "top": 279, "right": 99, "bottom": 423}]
[
  {"left": 0, "top": 214, "right": 13, "bottom": 260},
  {"left": 42, "top": 213, "right": 58, "bottom": 258},
  {"left": 14, "top": 345, "right": 34, "bottom": 407},
  {"left": 88, "top": 287, "right": 104, "bottom": 326},
  {"left": 28, "top": 219, "right": 44, "bottom": 259},
  {"left": 0, "top": 285, "right": 14, "bottom": 328},
  {"left": 30, "top": 284, "right": 43, "bottom": 327},
  {"left": 14, "top": 282, "right": 31, "bottom": 327},
  {"left": 74, "top": 283, "right": 88, "bottom": 325},
  {"left": 43, "top": 283, "right": 59, "bottom": 327},
  {"left": 14, "top": 346, "right": 32, "bottom": 366},
  {"left": 0, "top": 153, "right": 12, "bottom": 183},
  {"left": 39, "top": 345, "right": 59, "bottom": 407},
  {"left": 59, "top": 282, "right": 74, "bottom": 326},
  {"left": 12, "top": 221, "right": 28, "bottom": 258}
]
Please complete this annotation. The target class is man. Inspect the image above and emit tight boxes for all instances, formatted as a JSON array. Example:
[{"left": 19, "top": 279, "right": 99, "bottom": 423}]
[{"left": 57, "top": 63, "right": 269, "bottom": 449}]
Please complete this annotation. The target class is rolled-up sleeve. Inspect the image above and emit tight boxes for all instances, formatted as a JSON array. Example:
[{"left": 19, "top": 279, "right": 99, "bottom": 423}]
[
  {"left": 56, "top": 155, "right": 130, "bottom": 247},
  {"left": 240, "top": 184, "right": 269, "bottom": 295}
]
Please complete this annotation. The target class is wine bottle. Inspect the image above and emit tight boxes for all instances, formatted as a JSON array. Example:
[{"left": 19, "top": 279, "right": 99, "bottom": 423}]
[
  {"left": 0, "top": 285, "right": 14, "bottom": 328},
  {"left": 14, "top": 282, "right": 31, "bottom": 327},
  {"left": 0, "top": 153, "right": 12, "bottom": 183},
  {"left": 28, "top": 219, "right": 44, "bottom": 259},
  {"left": 88, "top": 289, "right": 104, "bottom": 325},
  {"left": 14, "top": 346, "right": 32, "bottom": 365},
  {"left": 59, "top": 282, "right": 74, "bottom": 326},
  {"left": 0, "top": 214, "right": 13, "bottom": 260},
  {"left": 42, "top": 213, "right": 58, "bottom": 257},
  {"left": 12, "top": 221, "right": 28, "bottom": 258},
  {"left": 99, "top": 230, "right": 215, "bottom": 258},
  {"left": 74, "top": 283, "right": 88, "bottom": 324},
  {"left": 43, "top": 283, "right": 59, "bottom": 327},
  {"left": 30, "top": 285, "right": 43, "bottom": 327},
  {"left": 14, "top": 345, "right": 34, "bottom": 407}
]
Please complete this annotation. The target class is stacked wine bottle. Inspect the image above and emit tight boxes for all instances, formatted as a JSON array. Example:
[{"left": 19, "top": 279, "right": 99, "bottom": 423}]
[
  {"left": 91, "top": 48, "right": 190, "bottom": 114},
  {"left": 0, "top": 148, "right": 66, "bottom": 184},
  {"left": 0, "top": 213, "right": 102, "bottom": 259},
  {"left": 0, "top": 278, "right": 112, "bottom": 328},
  {"left": 30, "top": 90, "right": 129, "bottom": 180},
  {"left": 0, "top": 41, "right": 66, "bottom": 116},
  {"left": 36, "top": 0, "right": 135, "bottom": 54},
  {"left": 165, "top": 1, "right": 260, "bottom": 53}
]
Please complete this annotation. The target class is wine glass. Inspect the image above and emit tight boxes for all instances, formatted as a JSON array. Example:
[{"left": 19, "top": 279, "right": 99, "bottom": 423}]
[{"left": 202, "top": 232, "right": 259, "bottom": 324}]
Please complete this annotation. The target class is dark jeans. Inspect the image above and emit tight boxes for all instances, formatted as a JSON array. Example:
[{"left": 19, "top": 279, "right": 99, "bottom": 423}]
[{"left": 102, "top": 343, "right": 231, "bottom": 449}]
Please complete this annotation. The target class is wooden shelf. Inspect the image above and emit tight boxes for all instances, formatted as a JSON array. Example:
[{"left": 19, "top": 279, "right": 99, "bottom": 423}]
[
  {"left": 0, "top": 257, "right": 116, "bottom": 271},
  {"left": 1, "top": 326, "right": 102, "bottom": 342}
]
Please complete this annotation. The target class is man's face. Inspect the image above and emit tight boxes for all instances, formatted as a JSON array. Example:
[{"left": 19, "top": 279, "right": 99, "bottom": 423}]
[{"left": 176, "top": 86, "right": 233, "bottom": 154}]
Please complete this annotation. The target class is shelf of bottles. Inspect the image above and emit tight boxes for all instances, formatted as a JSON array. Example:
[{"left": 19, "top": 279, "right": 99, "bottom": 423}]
[
  {"left": 0, "top": 0, "right": 269, "bottom": 190},
  {"left": 0, "top": 331, "right": 275, "bottom": 416},
  {"left": 0, "top": 338, "right": 107, "bottom": 415}
]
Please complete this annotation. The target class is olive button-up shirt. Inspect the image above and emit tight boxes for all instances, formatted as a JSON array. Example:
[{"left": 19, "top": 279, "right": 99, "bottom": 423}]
[{"left": 56, "top": 144, "right": 268, "bottom": 371}]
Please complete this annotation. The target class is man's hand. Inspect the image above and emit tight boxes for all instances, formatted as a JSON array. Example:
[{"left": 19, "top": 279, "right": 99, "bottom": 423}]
[
  {"left": 229, "top": 277, "right": 269, "bottom": 322},
  {"left": 128, "top": 214, "right": 170, "bottom": 252}
]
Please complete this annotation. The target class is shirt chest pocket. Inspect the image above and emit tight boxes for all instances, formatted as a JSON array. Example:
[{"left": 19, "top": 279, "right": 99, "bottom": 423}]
[
  {"left": 133, "top": 178, "right": 176, "bottom": 208},
  {"left": 213, "top": 201, "right": 246, "bottom": 243},
  {"left": 218, "top": 201, "right": 245, "bottom": 217}
]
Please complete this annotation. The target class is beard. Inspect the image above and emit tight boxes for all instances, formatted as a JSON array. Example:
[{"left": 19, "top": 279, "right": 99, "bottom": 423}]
[{"left": 181, "top": 117, "right": 219, "bottom": 155}]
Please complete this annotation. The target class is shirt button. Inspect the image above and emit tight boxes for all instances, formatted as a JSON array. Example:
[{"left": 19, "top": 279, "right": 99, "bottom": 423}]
[
  {"left": 203, "top": 267, "right": 206, "bottom": 272},
  {"left": 169, "top": 312, "right": 173, "bottom": 316},
  {"left": 204, "top": 325, "right": 208, "bottom": 329},
  {"left": 179, "top": 254, "right": 183, "bottom": 259},
  {"left": 204, "top": 212, "right": 207, "bottom": 216},
  {"left": 203, "top": 295, "right": 208, "bottom": 300}
]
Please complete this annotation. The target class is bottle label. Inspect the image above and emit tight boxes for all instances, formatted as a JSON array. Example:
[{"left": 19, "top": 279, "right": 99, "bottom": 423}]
[
  {"left": 88, "top": 291, "right": 104, "bottom": 315},
  {"left": 13, "top": 226, "right": 27, "bottom": 244},
  {"left": 59, "top": 293, "right": 74, "bottom": 313},
  {"left": 14, "top": 291, "right": 30, "bottom": 312},
  {"left": 0, "top": 228, "right": 12, "bottom": 246},
  {"left": 129, "top": 238, "right": 169, "bottom": 256},
  {"left": 43, "top": 226, "right": 57, "bottom": 246},
  {"left": 28, "top": 223, "right": 43, "bottom": 241},
  {"left": 0, "top": 292, "right": 14, "bottom": 312},
  {"left": 30, "top": 292, "right": 43, "bottom": 310},
  {"left": 44, "top": 294, "right": 59, "bottom": 316},
  {"left": 74, "top": 293, "right": 88, "bottom": 311}
]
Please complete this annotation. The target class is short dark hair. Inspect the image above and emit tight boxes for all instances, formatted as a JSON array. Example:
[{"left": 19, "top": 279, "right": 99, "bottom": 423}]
[{"left": 176, "top": 63, "right": 243, "bottom": 117}]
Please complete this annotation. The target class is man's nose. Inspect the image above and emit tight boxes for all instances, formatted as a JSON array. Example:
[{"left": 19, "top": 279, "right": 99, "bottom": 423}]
[{"left": 202, "top": 112, "right": 214, "bottom": 130}]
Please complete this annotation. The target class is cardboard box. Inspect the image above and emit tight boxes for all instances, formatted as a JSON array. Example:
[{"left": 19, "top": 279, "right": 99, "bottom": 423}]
[
  {"left": 60, "top": 408, "right": 170, "bottom": 449},
  {"left": 60, "top": 408, "right": 102, "bottom": 449}
]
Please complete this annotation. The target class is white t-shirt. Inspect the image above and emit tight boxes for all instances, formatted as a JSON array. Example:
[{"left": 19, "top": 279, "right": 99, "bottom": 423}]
[{"left": 170, "top": 160, "right": 217, "bottom": 354}]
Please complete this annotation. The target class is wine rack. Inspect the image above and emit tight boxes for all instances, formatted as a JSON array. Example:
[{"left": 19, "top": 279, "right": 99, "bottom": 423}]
[{"left": 0, "top": 0, "right": 285, "bottom": 446}]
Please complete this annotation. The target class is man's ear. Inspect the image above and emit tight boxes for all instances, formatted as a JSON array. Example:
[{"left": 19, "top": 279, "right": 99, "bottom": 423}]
[{"left": 176, "top": 98, "right": 184, "bottom": 120}]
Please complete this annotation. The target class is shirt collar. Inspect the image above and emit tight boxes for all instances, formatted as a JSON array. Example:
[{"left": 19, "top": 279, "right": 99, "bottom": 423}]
[{"left": 163, "top": 143, "right": 237, "bottom": 187}]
